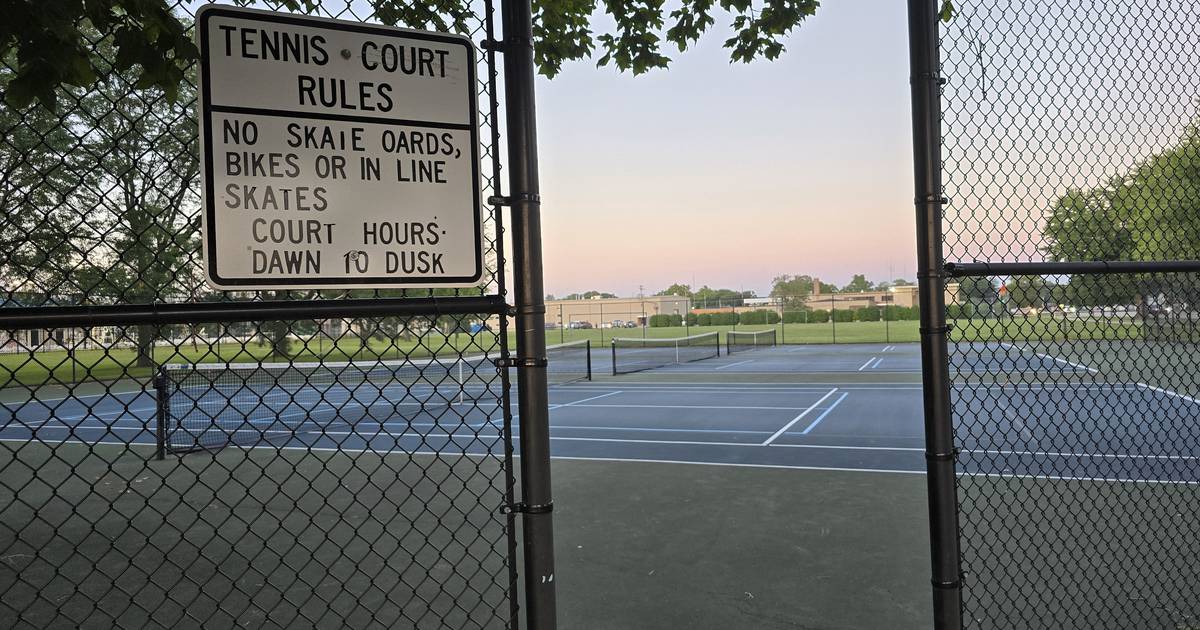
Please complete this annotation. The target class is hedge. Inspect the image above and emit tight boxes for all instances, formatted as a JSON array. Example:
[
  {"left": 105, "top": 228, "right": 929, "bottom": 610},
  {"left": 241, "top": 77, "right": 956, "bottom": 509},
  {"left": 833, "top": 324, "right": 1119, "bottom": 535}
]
[
  {"left": 739, "top": 310, "right": 780, "bottom": 325},
  {"left": 649, "top": 313, "right": 683, "bottom": 327}
]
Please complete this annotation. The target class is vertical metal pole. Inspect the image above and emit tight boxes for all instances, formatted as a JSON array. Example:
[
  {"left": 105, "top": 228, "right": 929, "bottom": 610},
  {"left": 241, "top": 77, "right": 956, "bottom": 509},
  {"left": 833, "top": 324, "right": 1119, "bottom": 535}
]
[
  {"left": 585, "top": 340, "right": 592, "bottom": 380},
  {"left": 611, "top": 340, "right": 617, "bottom": 376},
  {"left": 600, "top": 302, "right": 604, "bottom": 345},
  {"left": 831, "top": 295, "right": 837, "bottom": 344},
  {"left": 908, "top": 1, "right": 962, "bottom": 628},
  {"left": 154, "top": 368, "right": 167, "bottom": 461},
  {"left": 499, "top": 0, "right": 558, "bottom": 626}
]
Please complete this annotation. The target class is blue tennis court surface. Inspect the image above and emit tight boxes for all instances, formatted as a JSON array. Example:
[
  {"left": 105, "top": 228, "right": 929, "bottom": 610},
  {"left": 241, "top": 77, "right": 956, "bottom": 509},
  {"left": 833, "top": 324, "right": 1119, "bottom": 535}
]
[{"left": 3, "top": 342, "right": 1198, "bottom": 483}]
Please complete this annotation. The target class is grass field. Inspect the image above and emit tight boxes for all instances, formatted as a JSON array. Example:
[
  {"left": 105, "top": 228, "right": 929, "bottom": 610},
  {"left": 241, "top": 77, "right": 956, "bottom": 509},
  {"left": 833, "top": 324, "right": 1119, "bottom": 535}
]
[{"left": 0, "top": 316, "right": 1145, "bottom": 387}]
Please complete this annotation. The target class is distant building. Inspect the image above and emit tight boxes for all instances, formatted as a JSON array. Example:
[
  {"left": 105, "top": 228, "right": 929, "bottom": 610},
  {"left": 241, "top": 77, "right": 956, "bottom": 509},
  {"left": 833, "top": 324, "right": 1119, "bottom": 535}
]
[{"left": 544, "top": 295, "right": 691, "bottom": 329}]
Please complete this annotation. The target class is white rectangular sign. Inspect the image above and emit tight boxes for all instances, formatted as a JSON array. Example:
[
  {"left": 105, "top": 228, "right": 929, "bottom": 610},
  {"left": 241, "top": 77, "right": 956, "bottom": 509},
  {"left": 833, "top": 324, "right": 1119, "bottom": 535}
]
[{"left": 196, "top": 5, "right": 484, "bottom": 289}]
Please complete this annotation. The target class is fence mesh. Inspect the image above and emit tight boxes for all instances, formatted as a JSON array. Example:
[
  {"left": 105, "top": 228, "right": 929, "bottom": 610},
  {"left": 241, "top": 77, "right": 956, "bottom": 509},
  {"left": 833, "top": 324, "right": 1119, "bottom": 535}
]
[
  {"left": 942, "top": 1, "right": 1200, "bottom": 628},
  {"left": 0, "top": 1, "right": 520, "bottom": 628}
]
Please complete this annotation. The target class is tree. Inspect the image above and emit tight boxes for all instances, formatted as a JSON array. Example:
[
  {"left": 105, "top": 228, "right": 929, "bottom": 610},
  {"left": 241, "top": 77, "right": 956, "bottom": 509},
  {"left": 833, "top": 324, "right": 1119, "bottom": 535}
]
[
  {"left": 1043, "top": 122, "right": 1200, "bottom": 306},
  {"left": 655, "top": 283, "right": 692, "bottom": 297},
  {"left": 72, "top": 38, "right": 201, "bottom": 367},
  {"left": 878, "top": 278, "right": 913, "bottom": 290},
  {"left": 1, "top": 32, "right": 202, "bottom": 367},
  {"left": 692, "top": 286, "right": 751, "bottom": 307},
  {"left": 958, "top": 277, "right": 1001, "bottom": 319},
  {"left": 770, "top": 274, "right": 817, "bottom": 307},
  {"left": 1004, "top": 276, "right": 1052, "bottom": 310},
  {"left": 3, "top": 0, "right": 835, "bottom": 110},
  {"left": 0, "top": 58, "right": 96, "bottom": 294},
  {"left": 842, "top": 274, "right": 874, "bottom": 293}
]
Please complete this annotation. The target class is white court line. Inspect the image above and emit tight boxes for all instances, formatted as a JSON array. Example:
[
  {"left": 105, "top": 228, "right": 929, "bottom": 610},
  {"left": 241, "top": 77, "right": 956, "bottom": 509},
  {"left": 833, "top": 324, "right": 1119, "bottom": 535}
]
[
  {"left": 963, "top": 447, "right": 1200, "bottom": 462},
  {"left": 1136, "top": 382, "right": 1200, "bottom": 406},
  {"left": 761, "top": 388, "right": 840, "bottom": 446},
  {"left": 797, "top": 392, "right": 849, "bottom": 435},
  {"left": 870, "top": 358, "right": 883, "bottom": 369},
  {"left": 769, "top": 441, "right": 923, "bottom": 452},
  {"left": 549, "top": 390, "right": 622, "bottom": 410},
  {"left": 1000, "top": 342, "right": 1099, "bottom": 374},
  {"left": 857, "top": 358, "right": 877, "bottom": 371},
  {"left": 563, "top": 384, "right": 912, "bottom": 391},
  {"left": 570, "top": 403, "right": 813, "bottom": 411},
  {"left": 546, "top": 454, "right": 925, "bottom": 475},
  {"left": 3, "top": 437, "right": 1194, "bottom": 484},
  {"left": 714, "top": 359, "right": 754, "bottom": 371},
  {"left": 654, "top": 369, "right": 922, "bottom": 375},
  {"left": 553, "top": 425, "right": 771, "bottom": 435}
]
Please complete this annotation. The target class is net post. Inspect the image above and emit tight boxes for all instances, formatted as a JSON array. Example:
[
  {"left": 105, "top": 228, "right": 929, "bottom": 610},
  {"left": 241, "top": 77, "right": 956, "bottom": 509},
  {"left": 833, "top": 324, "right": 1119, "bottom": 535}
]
[
  {"left": 153, "top": 367, "right": 167, "bottom": 461},
  {"left": 585, "top": 340, "right": 592, "bottom": 380},
  {"left": 611, "top": 340, "right": 617, "bottom": 376},
  {"left": 908, "top": 1, "right": 963, "bottom": 628}
]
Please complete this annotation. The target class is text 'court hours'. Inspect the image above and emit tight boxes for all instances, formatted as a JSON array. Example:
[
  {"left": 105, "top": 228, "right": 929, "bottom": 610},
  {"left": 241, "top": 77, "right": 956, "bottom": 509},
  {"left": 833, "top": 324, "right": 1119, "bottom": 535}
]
[{"left": 196, "top": 4, "right": 484, "bottom": 289}]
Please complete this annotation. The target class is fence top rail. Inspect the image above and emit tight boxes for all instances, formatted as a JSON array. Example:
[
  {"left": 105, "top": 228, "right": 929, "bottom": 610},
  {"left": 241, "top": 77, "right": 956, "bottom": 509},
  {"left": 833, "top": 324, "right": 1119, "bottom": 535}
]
[
  {"left": 945, "top": 261, "right": 1200, "bottom": 277},
  {"left": 0, "top": 296, "right": 509, "bottom": 330}
]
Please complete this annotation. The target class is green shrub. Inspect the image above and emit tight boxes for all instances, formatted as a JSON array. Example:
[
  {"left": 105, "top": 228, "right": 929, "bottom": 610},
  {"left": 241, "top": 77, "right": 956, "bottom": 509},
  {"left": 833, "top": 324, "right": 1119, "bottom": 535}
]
[
  {"left": 697, "top": 313, "right": 713, "bottom": 326},
  {"left": 710, "top": 312, "right": 738, "bottom": 326},
  {"left": 856, "top": 307, "right": 881, "bottom": 322},
  {"left": 809, "top": 309, "right": 830, "bottom": 323},
  {"left": 782, "top": 310, "right": 808, "bottom": 324},
  {"left": 833, "top": 309, "right": 855, "bottom": 323},
  {"left": 649, "top": 314, "right": 683, "bottom": 327},
  {"left": 739, "top": 310, "right": 778, "bottom": 325},
  {"left": 740, "top": 310, "right": 764, "bottom": 325},
  {"left": 686, "top": 313, "right": 699, "bottom": 326}
]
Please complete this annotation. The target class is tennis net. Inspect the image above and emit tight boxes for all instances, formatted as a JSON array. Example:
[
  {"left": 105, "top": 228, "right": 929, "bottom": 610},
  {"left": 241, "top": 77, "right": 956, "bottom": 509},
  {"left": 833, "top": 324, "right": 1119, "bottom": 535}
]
[
  {"left": 155, "top": 341, "right": 592, "bottom": 455},
  {"left": 726, "top": 329, "right": 778, "bottom": 354},
  {"left": 610, "top": 332, "right": 720, "bottom": 375}
]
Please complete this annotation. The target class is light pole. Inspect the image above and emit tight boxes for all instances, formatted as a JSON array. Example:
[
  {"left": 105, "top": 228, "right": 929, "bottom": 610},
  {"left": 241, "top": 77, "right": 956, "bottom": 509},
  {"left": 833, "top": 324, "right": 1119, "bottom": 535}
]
[{"left": 831, "top": 293, "right": 837, "bottom": 344}]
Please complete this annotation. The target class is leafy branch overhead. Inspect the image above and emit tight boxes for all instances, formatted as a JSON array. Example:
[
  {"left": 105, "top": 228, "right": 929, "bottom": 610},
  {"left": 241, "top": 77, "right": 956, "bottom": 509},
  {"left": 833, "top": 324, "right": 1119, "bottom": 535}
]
[{"left": 1, "top": 0, "right": 842, "bottom": 110}]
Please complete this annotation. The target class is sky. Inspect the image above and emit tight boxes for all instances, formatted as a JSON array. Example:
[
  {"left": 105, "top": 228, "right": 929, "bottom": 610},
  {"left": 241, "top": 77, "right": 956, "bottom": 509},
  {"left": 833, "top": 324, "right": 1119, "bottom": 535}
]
[{"left": 534, "top": 1, "right": 916, "bottom": 298}]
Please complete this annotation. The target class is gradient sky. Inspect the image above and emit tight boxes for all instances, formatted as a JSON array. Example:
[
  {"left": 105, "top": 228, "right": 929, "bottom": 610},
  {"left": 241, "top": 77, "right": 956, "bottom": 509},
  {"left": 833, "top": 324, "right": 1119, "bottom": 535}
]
[{"left": 535, "top": 1, "right": 915, "bottom": 298}]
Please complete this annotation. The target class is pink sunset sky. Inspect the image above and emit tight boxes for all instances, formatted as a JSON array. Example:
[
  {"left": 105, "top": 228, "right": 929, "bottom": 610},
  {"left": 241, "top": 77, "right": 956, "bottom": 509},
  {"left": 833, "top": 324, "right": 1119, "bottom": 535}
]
[{"left": 534, "top": 1, "right": 916, "bottom": 298}]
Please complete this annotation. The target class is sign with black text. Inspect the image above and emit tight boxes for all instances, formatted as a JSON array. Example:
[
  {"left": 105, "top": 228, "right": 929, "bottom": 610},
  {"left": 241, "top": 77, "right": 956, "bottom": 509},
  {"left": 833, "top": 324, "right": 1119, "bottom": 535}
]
[{"left": 196, "top": 5, "right": 483, "bottom": 288}]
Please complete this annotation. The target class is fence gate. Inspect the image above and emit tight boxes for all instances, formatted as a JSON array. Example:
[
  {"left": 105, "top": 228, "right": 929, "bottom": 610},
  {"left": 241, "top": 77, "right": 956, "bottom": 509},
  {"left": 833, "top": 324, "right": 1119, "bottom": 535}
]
[
  {"left": 0, "top": 1, "right": 558, "bottom": 628},
  {"left": 911, "top": 1, "right": 1200, "bottom": 628}
]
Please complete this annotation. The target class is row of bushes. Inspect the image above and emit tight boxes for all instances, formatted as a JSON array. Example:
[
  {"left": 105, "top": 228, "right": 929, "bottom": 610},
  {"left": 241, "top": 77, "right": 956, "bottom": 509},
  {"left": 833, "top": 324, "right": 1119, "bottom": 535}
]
[{"left": 647, "top": 307, "right": 921, "bottom": 327}]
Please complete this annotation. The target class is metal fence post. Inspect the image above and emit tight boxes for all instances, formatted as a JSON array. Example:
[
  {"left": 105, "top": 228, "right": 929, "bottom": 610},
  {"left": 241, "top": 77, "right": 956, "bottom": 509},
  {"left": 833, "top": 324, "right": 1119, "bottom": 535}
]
[
  {"left": 831, "top": 295, "right": 837, "bottom": 343},
  {"left": 154, "top": 367, "right": 167, "bottom": 461},
  {"left": 908, "top": 1, "right": 963, "bottom": 628},
  {"left": 499, "top": 0, "right": 558, "bottom": 626}
]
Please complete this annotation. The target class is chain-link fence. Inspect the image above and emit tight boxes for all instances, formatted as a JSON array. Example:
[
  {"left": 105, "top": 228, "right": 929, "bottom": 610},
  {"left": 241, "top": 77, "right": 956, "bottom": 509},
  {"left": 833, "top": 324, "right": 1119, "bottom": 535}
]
[
  {"left": 0, "top": 1, "right": 541, "bottom": 627},
  {"left": 932, "top": 0, "right": 1200, "bottom": 627}
]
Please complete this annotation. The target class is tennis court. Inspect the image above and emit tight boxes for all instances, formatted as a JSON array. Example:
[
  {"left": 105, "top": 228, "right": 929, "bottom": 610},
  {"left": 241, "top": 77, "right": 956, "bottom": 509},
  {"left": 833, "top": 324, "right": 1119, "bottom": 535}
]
[{"left": 4, "top": 339, "right": 1196, "bottom": 485}]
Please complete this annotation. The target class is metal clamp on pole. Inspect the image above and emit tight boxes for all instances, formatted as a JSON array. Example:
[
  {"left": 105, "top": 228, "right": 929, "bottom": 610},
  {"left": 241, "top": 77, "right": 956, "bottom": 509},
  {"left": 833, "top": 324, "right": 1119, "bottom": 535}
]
[
  {"left": 488, "top": 193, "right": 542, "bottom": 206},
  {"left": 480, "top": 35, "right": 534, "bottom": 53},
  {"left": 493, "top": 356, "right": 549, "bottom": 369},
  {"left": 500, "top": 501, "right": 554, "bottom": 515}
]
